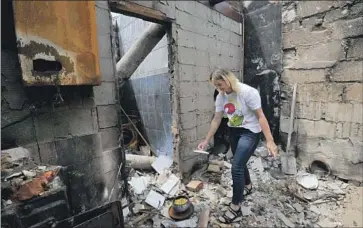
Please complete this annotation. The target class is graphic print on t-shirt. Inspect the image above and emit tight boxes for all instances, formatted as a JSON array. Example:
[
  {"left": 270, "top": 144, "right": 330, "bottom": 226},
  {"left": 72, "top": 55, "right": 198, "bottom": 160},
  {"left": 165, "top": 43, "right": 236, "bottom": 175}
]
[{"left": 223, "top": 95, "right": 244, "bottom": 127}]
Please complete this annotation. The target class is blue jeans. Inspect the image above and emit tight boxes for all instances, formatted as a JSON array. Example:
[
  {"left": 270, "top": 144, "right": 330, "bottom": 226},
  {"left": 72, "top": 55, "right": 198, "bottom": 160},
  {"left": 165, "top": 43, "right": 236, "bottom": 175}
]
[{"left": 229, "top": 127, "right": 260, "bottom": 205}]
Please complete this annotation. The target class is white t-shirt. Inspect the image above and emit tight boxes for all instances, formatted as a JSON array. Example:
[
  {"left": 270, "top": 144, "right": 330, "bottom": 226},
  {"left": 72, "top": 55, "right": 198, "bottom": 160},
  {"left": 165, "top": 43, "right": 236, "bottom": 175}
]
[{"left": 215, "top": 82, "right": 262, "bottom": 133}]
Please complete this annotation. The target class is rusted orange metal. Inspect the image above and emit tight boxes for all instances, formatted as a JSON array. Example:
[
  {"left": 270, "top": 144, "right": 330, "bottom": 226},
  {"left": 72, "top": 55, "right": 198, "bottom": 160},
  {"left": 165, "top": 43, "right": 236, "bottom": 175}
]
[{"left": 12, "top": 1, "right": 101, "bottom": 86}]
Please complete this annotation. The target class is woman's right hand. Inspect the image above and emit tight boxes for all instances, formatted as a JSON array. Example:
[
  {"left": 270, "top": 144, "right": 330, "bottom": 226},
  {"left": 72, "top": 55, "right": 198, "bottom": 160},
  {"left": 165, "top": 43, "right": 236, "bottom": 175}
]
[{"left": 197, "top": 140, "right": 209, "bottom": 150}]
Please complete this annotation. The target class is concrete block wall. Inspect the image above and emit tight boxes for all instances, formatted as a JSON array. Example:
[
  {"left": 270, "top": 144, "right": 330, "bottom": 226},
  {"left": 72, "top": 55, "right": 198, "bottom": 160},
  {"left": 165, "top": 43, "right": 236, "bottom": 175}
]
[
  {"left": 172, "top": 1, "right": 243, "bottom": 174},
  {"left": 113, "top": 14, "right": 173, "bottom": 156},
  {"left": 1, "top": 0, "right": 122, "bottom": 213},
  {"left": 281, "top": 1, "right": 363, "bottom": 181}
]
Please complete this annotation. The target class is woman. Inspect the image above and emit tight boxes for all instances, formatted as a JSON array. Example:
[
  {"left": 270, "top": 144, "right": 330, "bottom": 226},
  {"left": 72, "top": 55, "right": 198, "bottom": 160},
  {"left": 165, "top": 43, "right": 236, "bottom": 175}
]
[{"left": 197, "top": 68, "right": 278, "bottom": 224}]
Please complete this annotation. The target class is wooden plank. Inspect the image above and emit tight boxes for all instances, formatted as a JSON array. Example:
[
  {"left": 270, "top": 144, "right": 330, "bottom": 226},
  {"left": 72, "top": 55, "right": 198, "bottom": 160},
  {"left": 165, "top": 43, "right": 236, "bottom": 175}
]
[{"left": 109, "top": 0, "right": 169, "bottom": 24}]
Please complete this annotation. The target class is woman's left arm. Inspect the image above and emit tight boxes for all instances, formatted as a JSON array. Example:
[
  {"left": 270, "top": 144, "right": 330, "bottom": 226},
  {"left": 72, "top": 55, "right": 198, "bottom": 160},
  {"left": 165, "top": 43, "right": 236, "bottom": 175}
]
[{"left": 255, "top": 108, "right": 278, "bottom": 157}]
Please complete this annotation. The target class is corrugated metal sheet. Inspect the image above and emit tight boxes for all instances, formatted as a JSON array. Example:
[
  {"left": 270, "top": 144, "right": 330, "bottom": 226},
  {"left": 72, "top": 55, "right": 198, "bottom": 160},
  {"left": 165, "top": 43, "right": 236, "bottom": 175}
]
[{"left": 12, "top": 1, "right": 101, "bottom": 86}]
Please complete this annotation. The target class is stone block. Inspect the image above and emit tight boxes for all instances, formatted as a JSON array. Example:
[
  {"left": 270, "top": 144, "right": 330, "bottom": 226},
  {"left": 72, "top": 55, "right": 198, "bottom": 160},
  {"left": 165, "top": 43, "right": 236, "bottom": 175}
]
[
  {"left": 179, "top": 64, "right": 196, "bottom": 82},
  {"left": 346, "top": 83, "right": 363, "bottom": 102},
  {"left": 296, "top": 1, "right": 344, "bottom": 18},
  {"left": 195, "top": 81, "right": 214, "bottom": 96},
  {"left": 332, "top": 61, "right": 363, "bottom": 82},
  {"left": 280, "top": 115, "right": 297, "bottom": 133},
  {"left": 282, "top": 69, "right": 327, "bottom": 84},
  {"left": 97, "top": 105, "right": 119, "bottom": 129},
  {"left": 33, "top": 112, "right": 55, "bottom": 143},
  {"left": 179, "top": 81, "right": 196, "bottom": 98},
  {"left": 325, "top": 103, "right": 353, "bottom": 122},
  {"left": 297, "top": 40, "right": 344, "bottom": 63},
  {"left": 100, "top": 127, "right": 120, "bottom": 151},
  {"left": 179, "top": 97, "right": 197, "bottom": 113},
  {"left": 195, "top": 33, "right": 210, "bottom": 52},
  {"left": 297, "top": 136, "right": 363, "bottom": 182},
  {"left": 297, "top": 83, "right": 344, "bottom": 102},
  {"left": 332, "top": 17, "right": 363, "bottom": 39},
  {"left": 177, "top": 29, "right": 196, "bottom": 49},
  {"left": 347, "top": 38, "right": 363, "bottom": 59},
  {"left": 335, "top": 122, "right": 351, "bottom": 138},
  {"left": 314, "top": 121, "right": 336, "bottom": 138},
  {"left": 283, "top": 29, "right": 332, "bottom": 48},
  {"left": 93, "top": 82, "right": 116, "bottom": 105},
  {"left": 179, "top": 112, "right": 197, "bottom": 130},
  {"left": 296, "top": 101, "right": 323, "bottom": 120},
  {"left": 352, "top": 103, "right": 363, "bottom": 123},
  {"left": 186, "top": 180, "right": 203, "bottom": 192},
  {"left": 177, "top": 46, "right": 196, "bottom": 65}
]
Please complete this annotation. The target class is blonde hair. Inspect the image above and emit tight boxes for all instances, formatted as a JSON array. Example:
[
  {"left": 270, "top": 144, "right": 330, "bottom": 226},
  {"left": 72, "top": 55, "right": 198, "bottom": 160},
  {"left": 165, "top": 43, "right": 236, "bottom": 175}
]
[{"left": 209, "top": 68, "right": 241, "bottom": 94}]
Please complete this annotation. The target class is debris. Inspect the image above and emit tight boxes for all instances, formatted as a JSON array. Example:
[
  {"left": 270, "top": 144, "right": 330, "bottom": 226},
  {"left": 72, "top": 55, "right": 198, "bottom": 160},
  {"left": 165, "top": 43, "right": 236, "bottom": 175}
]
[
  {"left": 38, "top": 166, "right": 46, "bottom": 170},
  {"left": 317, "top": 218, "right": 342, "bottom": 227},
  {"left": 198, "top": 208, "right": 210, "bottom": 227},
  {"left": 5, "top": 200, "right": 12, "bottom": 205},
  {"left": 292, "top": 203, "right": 304, "bottom": 213},
  {"left": 16, "top": 178, "right": 45, "bottom": 201},
  {"left": 128, "top": 176, "right": 151, "bottom": 194},
  {"left": 296, "top": 172, "right": 319, "bottom": 190},
  {"left": 131, "top": 212, "right": 155, "bottom": 226},
  {"left": 4, "top": 172, "right": 22, "bottom": 181},
  {"left": 242, "top": 206, "right": 252, "bottom": 216},
  {"left": 275, "top": 209, "right": 295, "bottom": 227},
  {"left": 22, "top": 170, "right": 36, "bottom": 178},
  {"left": 309, "top": 205, "right": 321, "bottom": 215},
  {"left": 194, "top": 150, "right": 209, "bottom": 154},
  {"left": 186, "top": 180, "right": 203, "bottom": 192},
  {"left": 207, "top": 164, "right": 221, "bottom": 173},
  {"left": 152, "top": 155, "right": 173, "bottom": 174},
  {"left": 140, "top": 145, "right": 151, "bottom": 156},
  {"left": 249, "top": 157, "right": 264, "bottom": 173},
  {"left": 145, "top": 190, "right": 165, "bottom": 209},
  {"left": 161, "top": 174, "right": 180, "bottom": 195},
  {"left": 255, "top": 146, "right": 269, "bottom": 157},
  {"left": 126, "top": 154, "right": 156, "bottom": 170},
  {"left": 326, "top": 182, "right": 345, "bottom": 195}
]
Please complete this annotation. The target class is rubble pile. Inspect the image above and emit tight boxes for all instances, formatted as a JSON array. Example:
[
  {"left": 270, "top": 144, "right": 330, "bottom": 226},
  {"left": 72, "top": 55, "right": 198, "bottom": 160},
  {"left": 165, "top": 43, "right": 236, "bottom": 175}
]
[
  {"left": 1, "top": 150, "right": 64, "bottom": 208},
  {"left": 123, "top": 145, "right": 354, "bottom": 228}
]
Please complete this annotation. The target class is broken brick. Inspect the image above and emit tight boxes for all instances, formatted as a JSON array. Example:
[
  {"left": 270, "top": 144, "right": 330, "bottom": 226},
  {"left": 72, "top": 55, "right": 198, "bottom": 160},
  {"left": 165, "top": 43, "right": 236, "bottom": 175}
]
[
  {"left": 207, "top": 164, "right": 221, "bottom": 173},
  {"left": 186, "top": 180, "right": 203, "bottom": 192}
]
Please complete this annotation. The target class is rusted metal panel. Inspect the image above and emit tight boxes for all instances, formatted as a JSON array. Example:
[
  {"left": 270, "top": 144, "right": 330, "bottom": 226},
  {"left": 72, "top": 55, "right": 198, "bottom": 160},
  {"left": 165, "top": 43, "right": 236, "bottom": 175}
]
[{"left": 12, "top": 1, "right": 101, "bottom": 86}]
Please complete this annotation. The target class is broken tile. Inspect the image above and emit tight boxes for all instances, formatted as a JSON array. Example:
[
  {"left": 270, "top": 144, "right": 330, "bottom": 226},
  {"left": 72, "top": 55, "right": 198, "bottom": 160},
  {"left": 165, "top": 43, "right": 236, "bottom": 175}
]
[
  {"left": 275, "top": 209, "right": 295, "bottom": 227},
  {"left": 128, "top": 176, "right": 151, "bottom": 194},
  {"left": 293, "top": 203, "right": 304, "bottom": 212},
  {"left": 160, "top": 174, "right": 179, "bottom": 195},
  {"left": 22, "top": 170, "right": 36, "bottom": 178},
  {"left": 145, "top": 190, "right": 165, "bottom": 209},
  {"left": 186, "top": 180, "right": 203, "bottom": 192}
]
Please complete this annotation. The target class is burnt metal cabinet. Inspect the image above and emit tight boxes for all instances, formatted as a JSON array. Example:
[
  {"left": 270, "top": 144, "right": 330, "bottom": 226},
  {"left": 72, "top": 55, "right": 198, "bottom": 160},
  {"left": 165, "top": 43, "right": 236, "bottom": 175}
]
[{"left": 12, "top": 1, "right": 101, "bottom": 86}]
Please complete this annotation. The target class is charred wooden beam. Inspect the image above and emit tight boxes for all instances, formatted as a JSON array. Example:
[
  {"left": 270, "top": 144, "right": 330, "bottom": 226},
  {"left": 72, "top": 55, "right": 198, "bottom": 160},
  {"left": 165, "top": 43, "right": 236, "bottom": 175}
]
[{"left": 116, "top": 23, "right": 166, "bottom": 81}]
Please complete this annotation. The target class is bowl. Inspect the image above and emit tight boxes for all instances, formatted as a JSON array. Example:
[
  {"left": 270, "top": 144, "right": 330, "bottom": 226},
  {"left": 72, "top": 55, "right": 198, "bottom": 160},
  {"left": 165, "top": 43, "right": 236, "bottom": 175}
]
[{"left": 172, "top": 195, "right": 192, "bottom": 214}]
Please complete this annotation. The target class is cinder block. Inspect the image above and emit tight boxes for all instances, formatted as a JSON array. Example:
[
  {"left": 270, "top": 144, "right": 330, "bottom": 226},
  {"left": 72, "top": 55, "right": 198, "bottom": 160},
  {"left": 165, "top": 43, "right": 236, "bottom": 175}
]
[
  {"left": 99, "top": 57, "right": 115, "bottom": 82},
  {"left": 346, "top": 83, "right": 363, "bottom": 102},
  {"left": 297, "top": 83, "right": 344, "bottom": 102},
  {"left": 196, "top": 82, "right": 214, "bottom": 96},
  {"left": 53, "top": 108, "right": 98, "bottom": 138},
  {"left": 100, "top": 127, "right": 120, "bottom": 151},
  {"left": 335, "top": 122, "right": 351, "bottom": 138},
  {"left": 93, "top": 82, "right": 116, "bottom": 105},
  {"left": 177, "top": 46, "right": 196, "bottom": 65},
  {"left": 196, "top": 122, "right": 210, "bottom": 137},
  {"left": 195, "top": 33, "right": 209, "bottom": 52},
  {"left": 33, "top": 112, "right": 55, "bottom": 143},
  {"left": 179, "top": 64, "right": 195, "bottom": 82},
  {"left": 186, "top": 180, "right": 203, "bottom": 192},
  {"left": 195, "top": 50, "right": 209, "bottom": 67},
  {"left": 347, "top": 38, "right": 363, "bottom": 59},
  {"left": 229, "top": 32, "right": 242, "bottom": 47},
  {"left": 180, "top": 112, "right": 197, "bottom": 130},
  {"left": 179, "top": 81, "right": 196, "bottom": 98},
  {"left": 177, "top": 29, "right": 196, "bottom": 49},
  {"left": 196, "top": 111, "right": 214, "bottom": 126},
  {"left": 196, "top": 95, "right": 214, "bottom": 112},
  {"left": 314, "top": 121, "right": 336, "bottom": 138},
  {"left": 296, "top": 119, "right": 315, "bottom": 135},
  {"left": 97, "top": 105, "right": 119, "bottom": 129},
  {"left": 332, "top": 17, "right": 363, "bottom": 39},
  {"left": 179, "top": 97, "right": 197, "bottom": 113},
  {"left": 332, "top": 61, "right": 363, "bottom": 82},
  {"left": 280, "top": 115, "right": 298, "bottom": 133},
  {"left": 195, "top": 66, "right": 209, "bottom": 82},
  {"left": 194, "top": 2, "right": 211, "bottom": 21},
  {"left": 180, "top": 127, "right": 198, "bottom": 143},
  {"left": 325, "top": 103, "right": 353, "bottom": 122}
]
